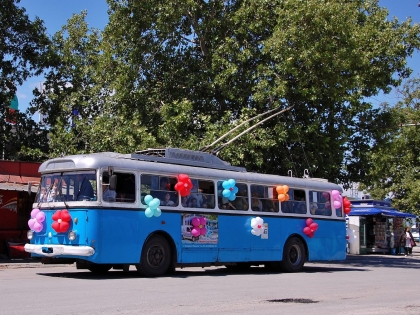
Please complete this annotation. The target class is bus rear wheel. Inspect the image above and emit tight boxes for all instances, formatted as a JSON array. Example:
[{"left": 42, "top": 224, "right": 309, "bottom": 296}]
[
  {"left": 280, "top": 237, "right": 306, "bottom": 272},
  {"left": 136, "top": 235, "right": 171, "bottom": 277}
]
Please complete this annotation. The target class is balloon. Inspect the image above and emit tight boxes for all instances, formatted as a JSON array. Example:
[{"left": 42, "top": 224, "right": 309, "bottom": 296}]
[
  {"left": 51, "top": 209, "right": 72, "bottom": 233},
  {"left": 144, "top": 195, "right": 161, "bottom": 217},
  {"left": 331, "top": 190, "right": 341, "bottom": 198},
  {"left": 144, "top": 195, "right": 153, "bottom": 204},
  {"left": 310, "top": 222, "right": 318, "bottom": 231},
  {"left": 191, "top": 217, "right": 207, "bottom": 236},
  {"left": 344, "top": 207, "right": 351, "bottom": 214},
  {"left": 28, "top": 208, "right": 47, "bottom": 233},
  {"left": 347, "top": 229, "right": 357, "bottom": 244},
  {"left": 222, "top": 179, "right": 238, "bottom": 201},
  {"left": 276, "top": 185, "right": 289, "bottom": 202},
  {"left": 145, "top": 208, "right": 153, "bottom": 218},
  {"left": 303, "top": 218, "right": 318, "bottom": 238},
  {"left": 333, "top": 200, "right": 342, "bottom": 208},
  {"left": 251, "top": 217, "right": 264, "bottom": 236},
  {"left": 175, "top": 174, "right": 193, "bottom": 197}
]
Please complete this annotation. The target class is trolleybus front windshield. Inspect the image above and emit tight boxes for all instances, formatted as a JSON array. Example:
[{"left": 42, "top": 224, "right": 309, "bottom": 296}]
[{"left": 36, "top": 171, "right": 97, "bottom": 202}]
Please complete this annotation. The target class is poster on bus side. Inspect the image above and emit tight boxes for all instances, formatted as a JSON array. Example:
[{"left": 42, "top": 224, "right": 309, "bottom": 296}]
[{"left": 181, "top": 213, "right": 218, "bottom": 247}]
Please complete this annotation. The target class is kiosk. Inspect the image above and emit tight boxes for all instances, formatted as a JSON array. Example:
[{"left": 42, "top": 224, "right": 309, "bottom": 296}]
[{"left": 347, "top": 200, "right": 417, "bottom": 255}]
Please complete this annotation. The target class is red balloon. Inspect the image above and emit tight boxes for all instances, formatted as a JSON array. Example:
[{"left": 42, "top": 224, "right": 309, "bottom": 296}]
[
  {"left": 308, "top": 232, "right": 314, "bottom": 238},
  {"left": 306, "top": 218, "right": 313, "bottom": 226},
  {"left": 344, "top": 207, "right": 351, "bottom": 214},
  {"left": 303, "top": 227, "right": 311, "bottom": 235},
  {"left": 310, "top": 222, "right": 318, "bottom": 231},
  {"left": 178, "top": 174, "right": 189, "bottom": 182}
]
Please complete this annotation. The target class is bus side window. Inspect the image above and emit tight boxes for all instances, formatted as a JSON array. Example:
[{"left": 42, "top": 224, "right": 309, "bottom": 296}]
[
  {"left": 250, "top": 184, "right": 278, "bottom": 212},
  {"left": 309, "top": 191, "right": 332, "bottom": 216},
  {"left": 140, "top": 174, "right": 178, "bottom": 206},
  {"left": 104, "top": 172, "right": 135, "bottom": 203},
  {"left": 217, "top": 181, "right": 247, "bottom": 210}
]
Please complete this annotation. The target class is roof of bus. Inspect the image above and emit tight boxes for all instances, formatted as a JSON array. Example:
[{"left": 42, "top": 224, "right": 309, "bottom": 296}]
[{"left": 39, "top": 150, "right": 342, "bottom": 191}]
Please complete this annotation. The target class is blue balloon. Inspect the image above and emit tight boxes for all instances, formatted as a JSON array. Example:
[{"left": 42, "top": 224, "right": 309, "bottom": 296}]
[
  {"left": 145, "top": 208, "right": 153, "bottom": 218},
  {"left": 222, "top": 189, "right": 231, "bottom": 198},
  {"left": 149, "top": 198, "right": 160, "bottom": 208},
  {"left": 144, "top": 195, "right": 153, "bottom": 204},
  {"left": 154, "top": 208, "right": 162, "bottom": 217}
]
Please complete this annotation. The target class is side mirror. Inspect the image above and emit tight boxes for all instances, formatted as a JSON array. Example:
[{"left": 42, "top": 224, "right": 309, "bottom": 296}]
[
  {"left": 28, "top": 182, "right": 32, "bottom": 195},
  {"left": 109, "top": 174, "right": 117, "bottom": 191},
  {"left": 108, "top": 166, "right": 114, "bottom": 177}
]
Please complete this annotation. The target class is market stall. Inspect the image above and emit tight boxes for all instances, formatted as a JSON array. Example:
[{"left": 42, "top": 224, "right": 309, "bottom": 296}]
[{"left": 347, "top": 200, "right": 417, "bottom": 255}]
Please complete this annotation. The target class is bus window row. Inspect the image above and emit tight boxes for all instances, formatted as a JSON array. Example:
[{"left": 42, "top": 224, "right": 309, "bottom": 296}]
[
  {"left": 36, "top": 172, "right": 342, "bottom": 217},
  {"left": 139, "top": 174, "right": 342, "bottom": 217}
]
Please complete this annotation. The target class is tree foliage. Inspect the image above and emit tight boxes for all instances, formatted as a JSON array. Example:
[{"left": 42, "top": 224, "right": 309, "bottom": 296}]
[
  {"left": 0, "top": 0, "right": 51, "bottom": 160},
  {"left": 361, "top": 78, "right": 420, "bottom": 215},
  {"left": 31, "top": 0, "right": 420, "bottom": 187}
]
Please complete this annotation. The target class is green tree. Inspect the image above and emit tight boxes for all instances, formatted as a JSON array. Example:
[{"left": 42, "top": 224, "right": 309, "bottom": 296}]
[
  {"left": 0, "top": 0, "right": 51, "bottom": 160},
  {"left": 31, "top": 0, "right": 420, "bottom": 188},
  {"left": 361, "top": 78, "right": 420, "bottom": 215}
]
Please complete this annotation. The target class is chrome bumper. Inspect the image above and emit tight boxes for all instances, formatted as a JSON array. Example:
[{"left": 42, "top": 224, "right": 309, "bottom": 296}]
[{"left": 24, "top": 244, "right": 95, "bottom": 257}]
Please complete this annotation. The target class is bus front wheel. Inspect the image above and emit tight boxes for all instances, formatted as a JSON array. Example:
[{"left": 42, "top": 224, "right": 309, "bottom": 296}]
[
  {"left": 136, "top": 235, "right": 171, "bottom": 277},
  {"left": 280, "top": 237, "right": 306, "bottom": 272}
]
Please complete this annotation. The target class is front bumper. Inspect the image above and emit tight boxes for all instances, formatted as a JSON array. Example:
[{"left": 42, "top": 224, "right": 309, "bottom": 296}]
[{"left": 24, "top": 244, "right": 95, "bottom": 257}]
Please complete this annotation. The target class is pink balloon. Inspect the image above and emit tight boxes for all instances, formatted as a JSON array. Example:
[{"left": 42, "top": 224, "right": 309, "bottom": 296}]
[
  {"left": 200, "top": 228, "right": 207, "bottom": 236},
  {"left": 306, "top": 218, "right": 313, "bottom": 226},
  {"left": 191, "top": 217, "right": 200, "bottom": 227},
  {"left": 191, "top": 228, "right": 200, "bottom": 237},
  {"left": 310, "top": 223, "right": 318, "bottom": 231},
  {"left": 199, "top": 217, "right": 207, "bottom": 226},
  {"left": 33, "top": 222, "right": 43, "bottom": 232},
  {"left": 333, "top": 200, "right": 342, "bottom": 208},
  {"left": 303, "top": 227, "right": 311, "bottom": 235},
  {"left": 331, "top": 190, "right": 340, "bottom": 198},
  {"left": 30, "top": 208, "right": 40, "bottom": 218},
  {"left": 36, "top": 211, "right": 46, "bottom": 223}
]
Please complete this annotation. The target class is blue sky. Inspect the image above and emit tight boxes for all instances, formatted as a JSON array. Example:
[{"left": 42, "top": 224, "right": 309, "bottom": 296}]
[{"left": 15, "top": 0, "right": 420, "bottom": 115}]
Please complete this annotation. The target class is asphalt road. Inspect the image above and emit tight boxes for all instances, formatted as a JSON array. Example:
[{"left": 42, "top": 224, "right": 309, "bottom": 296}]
[{"left": 1, "top": 248, "right": 419, "bottom": 315}]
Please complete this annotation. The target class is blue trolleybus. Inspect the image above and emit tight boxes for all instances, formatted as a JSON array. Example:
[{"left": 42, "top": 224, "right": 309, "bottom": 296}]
[{"left": 25, "top": 148, "right": 346, "bottom": 276}]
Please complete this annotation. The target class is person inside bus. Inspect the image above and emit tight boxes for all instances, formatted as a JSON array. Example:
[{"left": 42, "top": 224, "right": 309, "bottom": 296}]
[
  {"left": 47, "top": 182, "right": 58, "bottom": 202},
  {"left": 39, "top": 187, "right": 48, "bottom": 202},
  {"left": 162, "top": 192, "right": 175, "bottom": 206},
  {"left": 102, "top": 179, "right": 116, "bottom": 202},
  {"left": 181, "top": 196, "right": 188, "bottom": 207},
  {"left": 77, "top": 174, "right": 94, "bottom": 200},
  {"left": 251, "top": 193, "right": 263, "bottom": 211},
  {"left": 188, "top": 197, "right": 199, "bottom": 208},
  {"left": 235, "top": 197, "right": 248, "bottom": 210},
  {"left": 295, "top": 202, "right": 307, "bottom": 214}
]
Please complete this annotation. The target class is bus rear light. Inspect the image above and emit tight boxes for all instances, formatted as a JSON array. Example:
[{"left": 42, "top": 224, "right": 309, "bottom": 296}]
[
  {"left": 27, "top": 230, "right": 34, "bottom": 240},
  {"left": 68, "top": 230, "right": 77, "bottom": 241}
]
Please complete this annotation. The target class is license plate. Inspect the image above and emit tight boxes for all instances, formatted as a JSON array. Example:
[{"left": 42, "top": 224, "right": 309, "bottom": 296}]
[{"left": 42, "top": 247, "right": 53, "bottom": 254}]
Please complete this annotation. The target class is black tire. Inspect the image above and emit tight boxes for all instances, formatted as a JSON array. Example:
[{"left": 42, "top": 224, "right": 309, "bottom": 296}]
[
  {"left": 136, "top": 235, "right": 171, "bottom": 277},
  {"left": 88, "top": 263, "right": 112, "bottom": 274},
  {"left": 280, "top": 237, "right": 306, "bottom": 272}
]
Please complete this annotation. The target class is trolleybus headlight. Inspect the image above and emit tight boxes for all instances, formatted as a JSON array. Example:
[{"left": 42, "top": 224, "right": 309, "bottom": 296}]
[
  {"left": 27, "top": 230, "right": 34, "bottom": 240},
  {"left": 68, "top": 230, "right": 77, "bottom": 241}
]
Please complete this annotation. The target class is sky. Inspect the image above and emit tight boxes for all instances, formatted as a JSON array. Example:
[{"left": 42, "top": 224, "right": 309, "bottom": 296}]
[{"left": 14, "top": 0, "right": 420, "bottom": 116}]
